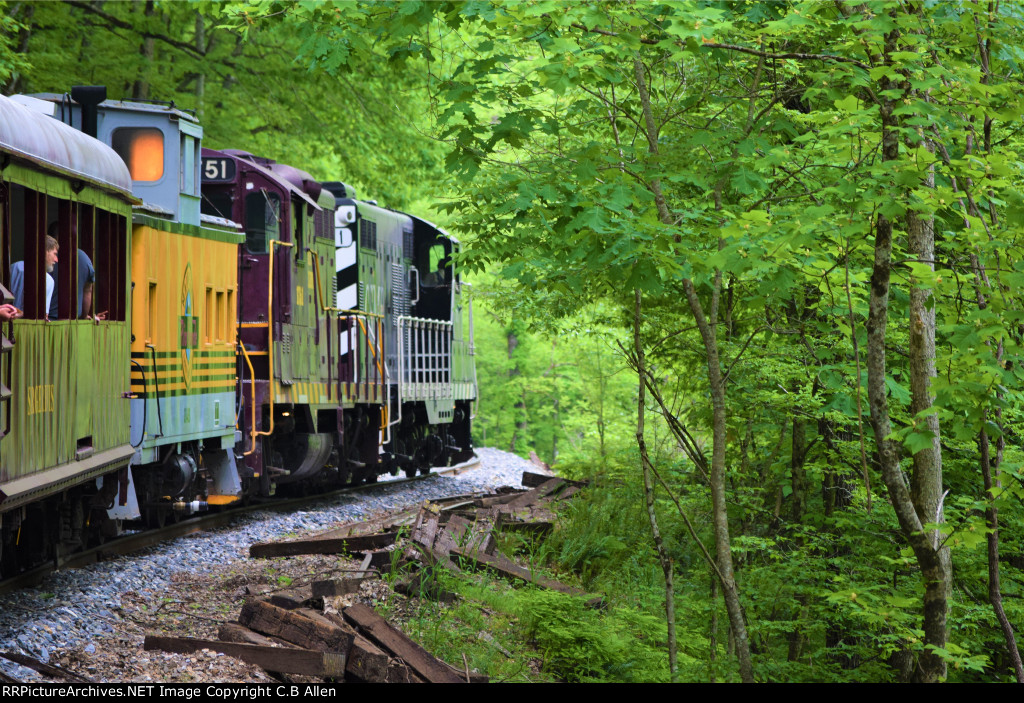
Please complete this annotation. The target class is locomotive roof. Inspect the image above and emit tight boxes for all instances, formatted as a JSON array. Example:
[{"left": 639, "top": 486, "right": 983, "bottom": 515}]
[
  {"left": 405, "top": 211, "right": 460, "bottom": 245},
  {"left": 333, "top": 191, "right": 459, "bottom": 245},
  {"left": 204, "top": 148, "right": 334, "bottom": 210},
  {"left": 0, "top": 94, "right": 134, "bottom": 197},
  {"left": 28, "top": 92, "right": 199, "bottom": 123}
]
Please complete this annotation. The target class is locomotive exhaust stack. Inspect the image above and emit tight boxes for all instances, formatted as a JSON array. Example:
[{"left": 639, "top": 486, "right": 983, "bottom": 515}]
[{"left": 70, "top": 85, "right": 106, "bottom": 139}]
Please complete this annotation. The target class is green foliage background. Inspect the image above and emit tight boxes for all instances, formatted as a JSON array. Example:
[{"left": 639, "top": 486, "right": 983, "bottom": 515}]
[{"left": 1, "top": 0, "right": 446, "bottom": 209}]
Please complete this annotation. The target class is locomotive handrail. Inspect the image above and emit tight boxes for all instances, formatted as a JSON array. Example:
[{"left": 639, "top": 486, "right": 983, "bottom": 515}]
[
  {"left": 340, "top": 313, "right": 390, "bottom": 445},
  {"left": 146, "top": 344, "right": 164, "bottom": 438},
  {"left": 353, "top": 317, "right": 385, "bottom": 382},
  {"left": 337, "top": 308, "right": 384, "bottom": 319},
  {"left": 307, "top": 249, "right": 341, "bottom": 313},
  {"left": 463, "top": 282, "right": 478, "bottom": 420},
  {"left": 357, "top": 317, "right": 389, "bottom": 439},
  {"left": 237, "top": 341, "right": 259, "bottom": 457},
  {"left": 396, "top": 316, "right": 454, "bottom": 405},
  {"left": 255, "top": 238, "right": 294, "bottom": 446},
  {"left": 389, "top": 315, "right": 406, "bottom": 437}
]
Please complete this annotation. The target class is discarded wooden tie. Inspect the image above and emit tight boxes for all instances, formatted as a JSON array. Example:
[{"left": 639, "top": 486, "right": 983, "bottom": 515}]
[
  {"left": 249, "top": 531, "right": 398, "bottom": 558},
  {"left": 165, "top": 477, "right": 596, "bottom": 683},
  {"left": 342, "top": 603, "right": 467, "bottom": 684},
  {"left": 143, "top": 636, "right": 347, "bottom": 678},
  {"left": 239, "top": 599, "right": 355, "bottom": 653}
]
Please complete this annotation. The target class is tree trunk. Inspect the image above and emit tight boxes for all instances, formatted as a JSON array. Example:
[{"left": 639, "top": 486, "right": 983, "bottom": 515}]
[
  {"left": 633, "top": 54, "right": 754, "bottom": 682},
  {"left": 865, "top": 30, "right": 948, "bottom": 680},
  {"left": 979, "top": 422, "right": 1024, "bottom": 682},
  {"left": 683, "top": 279, "right": 754, "bottom": 683},
  {"left": 789, "top": 416, "right": 807, "bottom": 523},
  {"left": 709, "top": 574, "right": 718, "bottom": 682},
  {"left": 633, "top": 289, "right": 678, "bottom": 681},
  {"left": 132, "top": 0, "right": 156, "bottom": 100},
  {"left": 506, "top": 329, "right": 527, "bottom": 453}
]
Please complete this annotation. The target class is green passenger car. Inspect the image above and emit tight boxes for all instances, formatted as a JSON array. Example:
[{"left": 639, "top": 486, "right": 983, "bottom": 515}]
[{"left": 0, "top": 94, "right": 136, "bottom": 571}]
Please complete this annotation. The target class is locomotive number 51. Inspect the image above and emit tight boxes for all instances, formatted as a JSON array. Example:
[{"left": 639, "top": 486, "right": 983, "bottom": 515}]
[{"left": 202, "top": 157, "right": 235, "bottom": 182}]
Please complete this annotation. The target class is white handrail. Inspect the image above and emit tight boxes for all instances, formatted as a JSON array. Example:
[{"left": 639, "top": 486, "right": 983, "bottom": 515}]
[{"left": 396, "top": 315, "right": 454, "bottom": 404}]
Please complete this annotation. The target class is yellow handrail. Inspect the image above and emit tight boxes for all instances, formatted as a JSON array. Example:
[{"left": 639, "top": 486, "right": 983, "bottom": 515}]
[
  {"left": 354, "top": 317, "right": 385, "bottom": 380},
  {"left": 259, "top": 239, "right": 294, "bottom": 446},
  {"left": 308, "top": 249, "right": 340, "bottom": 313},
  {"left": 353, "top": 316, "right": 388, "bottom": 432},
  {"left": 237, "top": 341, "right": 258, "bottom": 457},
  {"left": 339, "top": 308, "right": 384, "bottom": 319}
]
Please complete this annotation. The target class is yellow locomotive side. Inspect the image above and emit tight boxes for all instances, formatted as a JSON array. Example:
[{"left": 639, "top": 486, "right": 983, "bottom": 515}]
[{"left": 128, "top": 219, "right": 239, "bottom": 451}]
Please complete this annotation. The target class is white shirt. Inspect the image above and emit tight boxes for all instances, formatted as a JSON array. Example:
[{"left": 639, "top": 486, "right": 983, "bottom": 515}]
[{"left": 45, "top": 273, "right": 53, "bottom": 319}]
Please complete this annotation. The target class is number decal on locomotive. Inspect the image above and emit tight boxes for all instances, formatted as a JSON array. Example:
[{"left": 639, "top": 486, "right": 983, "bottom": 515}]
[{"left": 202, "top": 157, "right": 236, "bottom": 183}]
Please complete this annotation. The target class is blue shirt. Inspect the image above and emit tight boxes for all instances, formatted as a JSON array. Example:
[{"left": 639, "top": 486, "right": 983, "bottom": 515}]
[
  {"left": 10, "top": 261, "right": 24, "bottom": 311},
  {"left": 48, "top": 249, "right": 96, "bottom": 319}
]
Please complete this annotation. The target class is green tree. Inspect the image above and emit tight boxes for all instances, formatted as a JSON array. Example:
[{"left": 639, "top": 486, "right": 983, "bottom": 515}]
[
  {"left": 4, "top": 0, "right": 446, "bottom": 209},
  {"left": 252, "top": 0, "right": 1024, "bottom": 681}
]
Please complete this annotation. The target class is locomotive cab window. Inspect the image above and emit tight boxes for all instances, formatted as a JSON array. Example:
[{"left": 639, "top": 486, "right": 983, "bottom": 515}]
[
  {"left": 294, "top": 202, "right": 305, "bottom": 258},
  {"left": 244, "top": 190, "right": 280, "bottom": 254},
  {"left": 180, "top": 134, "right": 196, "bottom": 195},
  {"left": 422, "top": 242, "right": 451, "bottom": 288},
  {"left": 201, "top": 189, "right": 233, "bottom": 221},
  {"left": 111, "top": 128, "right": 164, "bottom": 183}
]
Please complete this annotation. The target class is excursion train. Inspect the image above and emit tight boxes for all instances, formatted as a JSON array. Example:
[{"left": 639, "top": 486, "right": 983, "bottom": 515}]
[{"left": 0, "top": 87, "right": 476, "bottom": 572}]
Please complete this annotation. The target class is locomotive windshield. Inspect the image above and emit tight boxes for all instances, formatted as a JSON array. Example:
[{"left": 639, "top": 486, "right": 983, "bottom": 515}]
[
  {"left": 421, "top": 240, "right": 452, "bottom": 288},
  {"left": 244, "top": 190, "right": 280, "bottom": 254},
  {"left": 111, "top": 127, "right": 164, "bottom": 182}
]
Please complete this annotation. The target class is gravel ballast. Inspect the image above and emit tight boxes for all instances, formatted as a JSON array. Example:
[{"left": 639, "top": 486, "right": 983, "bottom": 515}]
[{"left": 0, "top": 447, "right": 540, "bottom": 682}]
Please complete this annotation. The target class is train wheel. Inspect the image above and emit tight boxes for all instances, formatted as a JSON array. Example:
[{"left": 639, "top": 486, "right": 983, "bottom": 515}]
[
  {"left": 0, "top": 518, "right": 19, "bottom": 577},
  {"left": 239, "top": 477, "right": 256, "bottom": 507},
  {"left": 85, "top": 509, "right": 109, "bottom": 548},
  {"left": 404, "top": 466, "right": 417, "bottom": 479},
  {"left": 146, "top": 507, "right": 176, "bottom": 530}
]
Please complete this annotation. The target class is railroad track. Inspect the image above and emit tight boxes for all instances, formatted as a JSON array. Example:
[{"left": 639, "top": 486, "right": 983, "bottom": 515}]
[{"left": 0, "top": 456, "right": 481, "bottom": 596}]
